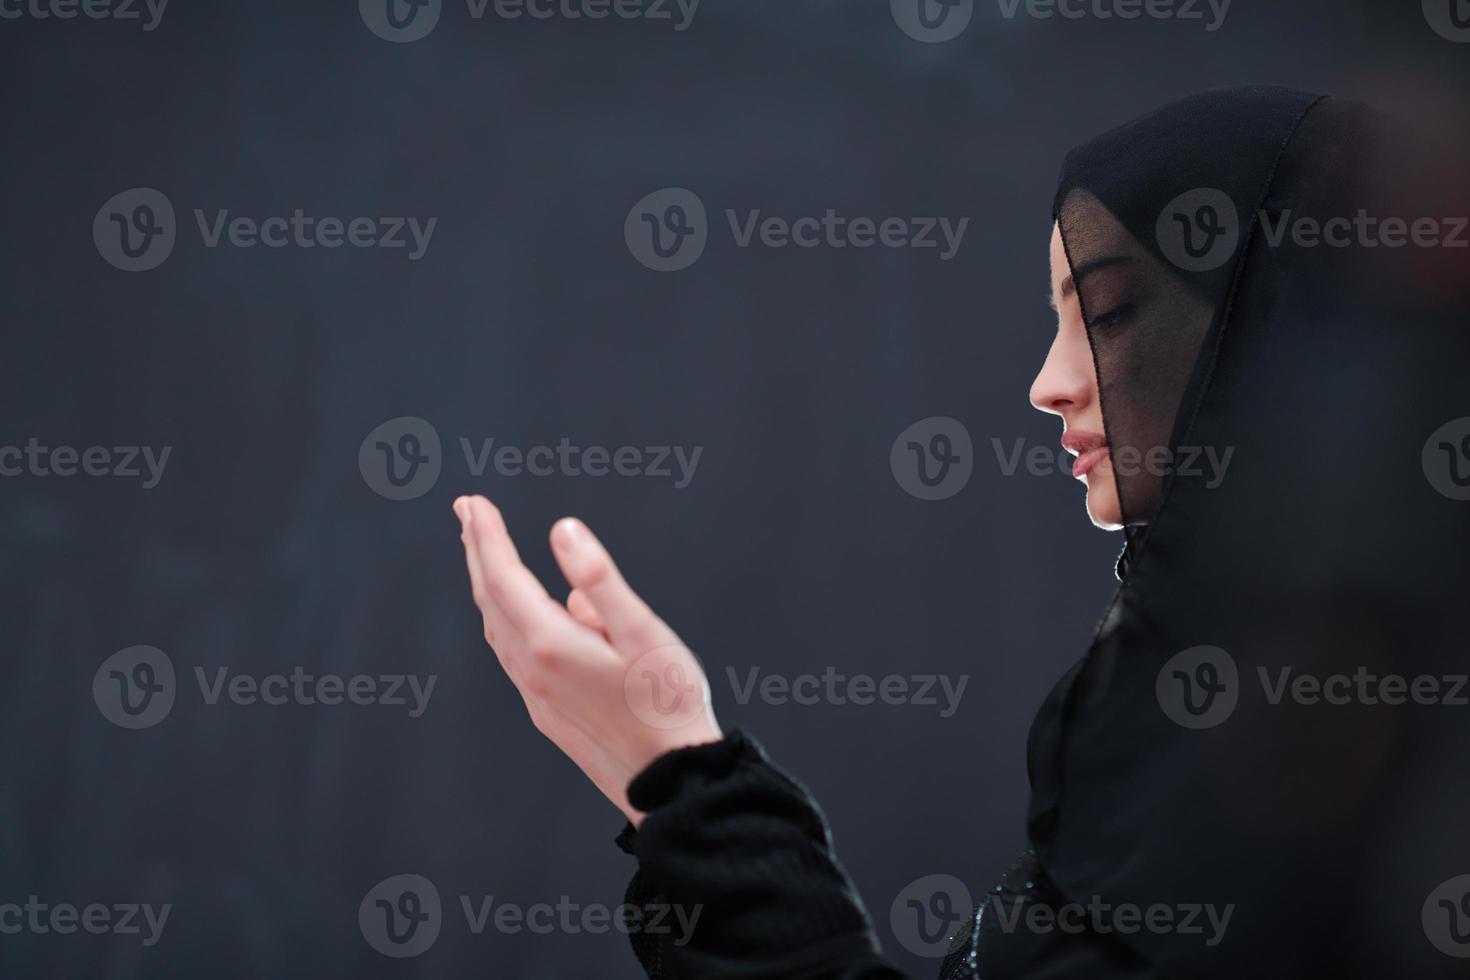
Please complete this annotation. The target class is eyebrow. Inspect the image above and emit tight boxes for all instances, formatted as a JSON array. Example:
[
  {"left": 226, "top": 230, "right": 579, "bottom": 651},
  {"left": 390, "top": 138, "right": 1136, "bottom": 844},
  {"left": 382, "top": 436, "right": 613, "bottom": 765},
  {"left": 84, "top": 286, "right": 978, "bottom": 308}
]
[{"left": 1050, "top": 255, "right": 1133, "bottom": 310}]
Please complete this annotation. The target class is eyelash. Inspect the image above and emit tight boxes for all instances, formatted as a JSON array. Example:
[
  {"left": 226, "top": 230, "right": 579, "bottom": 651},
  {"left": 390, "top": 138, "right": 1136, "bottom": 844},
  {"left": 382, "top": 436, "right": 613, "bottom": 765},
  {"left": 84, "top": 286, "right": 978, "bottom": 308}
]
[{"left": 1089, "top": 302, "right": 1135, "bottom": 333}]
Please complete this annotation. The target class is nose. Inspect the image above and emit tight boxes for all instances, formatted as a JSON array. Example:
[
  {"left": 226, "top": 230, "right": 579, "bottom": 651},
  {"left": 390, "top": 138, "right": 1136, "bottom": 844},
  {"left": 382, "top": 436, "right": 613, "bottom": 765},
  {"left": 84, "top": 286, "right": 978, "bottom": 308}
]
[{"left": 1029, "top": 326, "right": 1095, "bottom": 419}]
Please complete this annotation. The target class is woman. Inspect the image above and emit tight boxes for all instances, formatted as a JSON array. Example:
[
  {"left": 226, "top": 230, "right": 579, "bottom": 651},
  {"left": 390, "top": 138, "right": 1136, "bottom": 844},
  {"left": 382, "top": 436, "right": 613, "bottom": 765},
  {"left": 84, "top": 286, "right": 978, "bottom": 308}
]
[{"left": 452, "top": 87, "right": 1470, "bottom": 977}]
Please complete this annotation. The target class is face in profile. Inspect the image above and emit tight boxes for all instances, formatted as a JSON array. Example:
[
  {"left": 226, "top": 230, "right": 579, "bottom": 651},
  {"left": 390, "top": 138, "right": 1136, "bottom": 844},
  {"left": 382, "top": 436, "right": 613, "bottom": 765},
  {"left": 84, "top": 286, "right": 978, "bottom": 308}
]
[
  {"left": 1032, "top": 222, "right": 1123, "bottom": 530},
  {"left": 1033, "top": 201, "right": 1221, "bottom": 533}
]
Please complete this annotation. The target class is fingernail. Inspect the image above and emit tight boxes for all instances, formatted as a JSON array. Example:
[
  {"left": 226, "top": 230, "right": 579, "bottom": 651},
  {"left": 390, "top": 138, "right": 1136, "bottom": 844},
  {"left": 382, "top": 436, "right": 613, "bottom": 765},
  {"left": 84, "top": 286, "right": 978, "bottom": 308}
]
[{"left": 554, "top": 518, "right": 586, "bottom": 551}]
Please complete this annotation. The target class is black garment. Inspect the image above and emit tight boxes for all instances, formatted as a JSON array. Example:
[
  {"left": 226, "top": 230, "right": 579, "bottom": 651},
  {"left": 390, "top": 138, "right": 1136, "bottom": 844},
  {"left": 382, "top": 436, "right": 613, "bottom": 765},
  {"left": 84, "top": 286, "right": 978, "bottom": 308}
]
[
  {"left": 615, "top": 729, "right": 1159, "bottom": 979},
  {"left": 614, "top": 730, "right": 903, "bottom": 979},
  {"left": 617, "top": 86, "right": 1470, "bottom": 978},
  {"left": 1044, "top": 86, "right": 1470, "bottom": 979}
]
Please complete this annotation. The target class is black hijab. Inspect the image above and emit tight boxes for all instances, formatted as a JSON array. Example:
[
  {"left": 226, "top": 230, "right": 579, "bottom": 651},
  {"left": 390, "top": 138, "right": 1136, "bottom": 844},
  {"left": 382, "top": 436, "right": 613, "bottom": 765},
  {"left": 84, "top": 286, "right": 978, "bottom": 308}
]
[{"left": 1029, "top": 86, "right": 1470, "bottom": 977}]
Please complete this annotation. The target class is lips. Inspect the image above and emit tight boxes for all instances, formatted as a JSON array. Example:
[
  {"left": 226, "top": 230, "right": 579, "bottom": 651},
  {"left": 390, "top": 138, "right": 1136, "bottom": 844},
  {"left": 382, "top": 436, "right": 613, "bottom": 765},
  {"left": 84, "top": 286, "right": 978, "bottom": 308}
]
[{"left": 1061, "top": 430, "right": 1110, "bottom": 480}]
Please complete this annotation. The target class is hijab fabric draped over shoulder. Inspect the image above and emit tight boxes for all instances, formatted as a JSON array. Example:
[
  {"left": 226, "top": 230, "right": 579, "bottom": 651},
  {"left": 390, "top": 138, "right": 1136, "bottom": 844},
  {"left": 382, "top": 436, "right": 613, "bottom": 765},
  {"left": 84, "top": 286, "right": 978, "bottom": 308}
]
[{"left": 1033, "top": 86, "right": 1470, "bottom": 978}]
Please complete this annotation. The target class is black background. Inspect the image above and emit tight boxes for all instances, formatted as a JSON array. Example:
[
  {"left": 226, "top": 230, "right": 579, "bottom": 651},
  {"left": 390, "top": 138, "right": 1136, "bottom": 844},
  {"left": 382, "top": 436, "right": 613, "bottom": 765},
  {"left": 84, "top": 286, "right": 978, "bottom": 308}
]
[{"left": 0, "top": 1, "right": 1461, "bottom": 976}]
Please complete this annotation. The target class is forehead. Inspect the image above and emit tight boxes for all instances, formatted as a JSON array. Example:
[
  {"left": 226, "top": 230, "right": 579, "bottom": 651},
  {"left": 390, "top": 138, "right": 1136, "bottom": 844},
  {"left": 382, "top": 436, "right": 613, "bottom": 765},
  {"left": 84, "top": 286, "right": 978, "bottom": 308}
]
[{"left": 1049, "top": 225, "right": 1069, "bottom": 282}]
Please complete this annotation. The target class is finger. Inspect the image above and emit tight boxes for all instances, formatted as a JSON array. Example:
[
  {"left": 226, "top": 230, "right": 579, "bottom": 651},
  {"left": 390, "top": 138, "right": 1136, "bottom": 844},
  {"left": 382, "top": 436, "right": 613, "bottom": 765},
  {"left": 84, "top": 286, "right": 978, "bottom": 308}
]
[
  {"left": 456, "top": 497, "right": 519, "bottom": 656},
  {"left": 550, "top": 517, "right": 677, "bottom": 655},
  {"left": 466, "top": 496, "right": 565, "bottom": 637},
  {"left": 566, "top": 588, "right": 605, "bottom": 633}
]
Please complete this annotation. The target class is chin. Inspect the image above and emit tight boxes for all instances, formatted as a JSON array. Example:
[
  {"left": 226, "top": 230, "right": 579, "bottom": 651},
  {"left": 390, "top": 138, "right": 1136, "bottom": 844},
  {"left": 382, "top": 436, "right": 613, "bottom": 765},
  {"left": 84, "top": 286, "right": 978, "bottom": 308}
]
[{"left": 1084, "top": 485, "right": 1125, "bottom": 531}]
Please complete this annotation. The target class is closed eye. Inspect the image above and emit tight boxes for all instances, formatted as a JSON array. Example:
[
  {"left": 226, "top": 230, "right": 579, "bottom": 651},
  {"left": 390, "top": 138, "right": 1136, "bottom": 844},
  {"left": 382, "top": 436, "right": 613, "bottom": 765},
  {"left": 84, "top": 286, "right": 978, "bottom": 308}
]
[{"left": 1089, "top": 301, "right": 1136, "bottom": 334}]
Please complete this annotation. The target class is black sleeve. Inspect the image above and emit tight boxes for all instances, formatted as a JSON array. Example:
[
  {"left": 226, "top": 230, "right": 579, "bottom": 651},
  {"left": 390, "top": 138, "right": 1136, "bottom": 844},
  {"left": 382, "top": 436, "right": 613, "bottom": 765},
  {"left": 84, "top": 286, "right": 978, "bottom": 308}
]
[{"left": 612, "top": 728, "right": 912, "bottom": 980}]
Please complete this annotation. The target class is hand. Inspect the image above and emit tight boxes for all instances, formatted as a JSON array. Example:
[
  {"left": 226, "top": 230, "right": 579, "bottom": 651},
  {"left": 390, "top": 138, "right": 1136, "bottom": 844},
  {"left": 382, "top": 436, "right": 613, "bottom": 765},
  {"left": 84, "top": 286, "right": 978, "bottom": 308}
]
[{"left": 453, "top": 495, "right": 721, "bottom": 826}]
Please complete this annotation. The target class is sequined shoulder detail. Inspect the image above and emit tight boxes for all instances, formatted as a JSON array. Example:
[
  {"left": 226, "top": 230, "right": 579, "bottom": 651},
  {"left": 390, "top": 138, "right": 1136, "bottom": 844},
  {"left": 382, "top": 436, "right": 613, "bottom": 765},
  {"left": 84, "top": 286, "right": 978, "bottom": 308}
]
[
  {"left": 936, "top": 848, "right": 1058, "bottom": 979},
  {"left": 935, "top": 899, "right": 983, "bottom": 979}
]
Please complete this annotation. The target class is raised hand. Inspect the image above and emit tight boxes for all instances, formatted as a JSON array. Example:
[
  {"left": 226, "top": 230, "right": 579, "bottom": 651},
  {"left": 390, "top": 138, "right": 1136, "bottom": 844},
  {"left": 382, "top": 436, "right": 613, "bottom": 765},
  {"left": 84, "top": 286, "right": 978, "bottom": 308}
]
[{"left": 454, "top": 495, "right": 721, "bottom": 825}]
